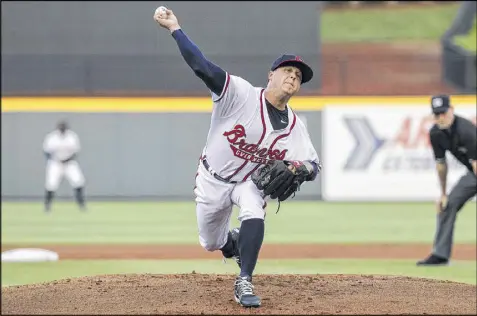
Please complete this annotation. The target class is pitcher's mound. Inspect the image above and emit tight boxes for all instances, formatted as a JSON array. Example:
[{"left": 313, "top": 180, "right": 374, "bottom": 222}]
[{"left": 2, "top": 274, "right": 476, "bottom": 315}]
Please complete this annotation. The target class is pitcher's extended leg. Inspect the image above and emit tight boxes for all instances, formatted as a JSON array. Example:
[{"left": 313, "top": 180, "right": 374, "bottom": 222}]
[
  {"left": 238, "top": 218, "right": 264, "bottom": 278},
  {"left": 230, "top": 181, "right": 266, "bottom": 307}
]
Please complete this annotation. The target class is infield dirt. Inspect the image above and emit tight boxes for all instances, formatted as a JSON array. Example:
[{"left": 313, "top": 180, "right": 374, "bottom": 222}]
[{"left": 2, "top": 243, "right": 476, "bottom": 315}]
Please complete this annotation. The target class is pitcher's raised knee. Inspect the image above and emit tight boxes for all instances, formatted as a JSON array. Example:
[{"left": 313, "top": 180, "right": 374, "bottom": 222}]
[{"left": 199, "top": 237, "right": 227, "bottom": 252}]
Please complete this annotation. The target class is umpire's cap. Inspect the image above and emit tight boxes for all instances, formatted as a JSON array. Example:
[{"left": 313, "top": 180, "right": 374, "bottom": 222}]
[
  {"left": 431, "top": 95, "right": 451, "bottom": 114},
  {"left": 271, "top": 54, "right": 313, "bottom": 84}
]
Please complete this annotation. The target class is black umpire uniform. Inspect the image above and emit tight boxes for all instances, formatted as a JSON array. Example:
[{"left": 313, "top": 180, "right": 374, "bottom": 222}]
[{"left": 417, "top": 95, "right": 477, "bottom": 266}]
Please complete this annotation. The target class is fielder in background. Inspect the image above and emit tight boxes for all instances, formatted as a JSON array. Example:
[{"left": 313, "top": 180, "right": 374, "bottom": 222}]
[
  {"left": 417, "top": 95, "right": 477, "bottom": 266},
  {"left": 43, "top": 120, "right": 86, "bottom": 213},
  {"left": 154, "top": 6, "right": 321, "bottom": 308}
]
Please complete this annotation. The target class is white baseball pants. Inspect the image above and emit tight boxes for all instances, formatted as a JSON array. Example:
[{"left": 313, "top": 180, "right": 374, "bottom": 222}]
[
  {"left": 193, "top": 161, "right": 267, "bottom": 252},
  {"left": 45, "top": 160, "right": 85, "bottom": 191}
]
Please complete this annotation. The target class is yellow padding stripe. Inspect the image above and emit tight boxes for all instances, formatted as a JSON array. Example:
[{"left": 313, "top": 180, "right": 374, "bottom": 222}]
[{"left": 2, "top": 95, "right": 475, "bottom": 112}]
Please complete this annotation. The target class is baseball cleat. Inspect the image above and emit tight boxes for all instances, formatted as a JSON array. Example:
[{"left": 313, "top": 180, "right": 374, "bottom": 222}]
[
  {"left": 416, "top": 254, "right": 449, "bottom": 266},
  {"left": 230, "top": 228, "right": 241, "bottom": 268},
  {"left": 234, "top": 276, "right": 261, "bottom": 308}
]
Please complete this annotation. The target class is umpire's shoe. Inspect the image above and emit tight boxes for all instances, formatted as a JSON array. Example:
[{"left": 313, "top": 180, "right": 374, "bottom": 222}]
[
  {"left": 416, "top": 254, "right": 449, "bottom": 266},
  {"left": 234, "top": 276, "right": 261, "bottom": 308},
  {"left": 230, "top": 228, "right": 241, "bottom": 268}
]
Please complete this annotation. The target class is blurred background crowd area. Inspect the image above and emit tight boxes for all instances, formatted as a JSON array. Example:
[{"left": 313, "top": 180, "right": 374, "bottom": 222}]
[{"left": 2, "top": 1, "right": 476, "bottom": 97}]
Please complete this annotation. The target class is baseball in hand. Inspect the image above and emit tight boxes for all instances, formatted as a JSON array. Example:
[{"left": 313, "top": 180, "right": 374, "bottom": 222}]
[{"left": 155, "top": 6, "right": 167, "bottom": 18}]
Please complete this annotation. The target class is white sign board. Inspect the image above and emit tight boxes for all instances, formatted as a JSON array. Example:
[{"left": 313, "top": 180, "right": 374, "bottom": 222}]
[{"left": 322, "top": 105, "right": 476, "bottom": 201}]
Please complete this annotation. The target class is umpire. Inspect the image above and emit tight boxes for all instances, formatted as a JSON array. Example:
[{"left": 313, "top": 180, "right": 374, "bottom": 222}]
[{"left": 417, "top": 95, "right": 477, "bottom": 266}]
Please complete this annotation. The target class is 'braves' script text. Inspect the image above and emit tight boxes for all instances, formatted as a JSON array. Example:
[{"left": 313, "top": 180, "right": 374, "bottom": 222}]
[{"left": 223, "top": 125, "right": 287, "bottom": 163}]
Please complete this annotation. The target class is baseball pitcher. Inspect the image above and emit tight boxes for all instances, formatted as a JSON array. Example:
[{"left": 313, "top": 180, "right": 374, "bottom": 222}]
[
  {"left": 43, "top": 121, "right": 86, "bottom": 212},
  {"left": 154, "top": 7, "right": 322, "bottom": 308}
]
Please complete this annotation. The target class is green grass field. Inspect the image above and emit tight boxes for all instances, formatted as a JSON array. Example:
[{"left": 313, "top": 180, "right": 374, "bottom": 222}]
[
  {"left": 321, "top": 4, "right": 460, "bottom": 42},
  {"left": 2, "top": 201, "right": 476, "bottom": 287}
]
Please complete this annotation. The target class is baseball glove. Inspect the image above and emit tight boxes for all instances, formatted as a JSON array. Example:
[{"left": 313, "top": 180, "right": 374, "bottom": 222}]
[{"left": 251, "top": 160, "right": 310, "bottom": 202}]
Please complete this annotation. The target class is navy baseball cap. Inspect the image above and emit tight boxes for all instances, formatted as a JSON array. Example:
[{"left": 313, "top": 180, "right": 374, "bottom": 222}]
[
  {"left": 271, "top": 54, "right": 314, "bottom": 84},
  {"left": 431, "top": 95, "right": 451, "bottom": 114}
]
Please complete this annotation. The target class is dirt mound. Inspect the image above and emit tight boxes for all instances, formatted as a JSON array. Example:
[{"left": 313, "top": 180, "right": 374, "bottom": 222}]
[{"left": 2, "top": 274, "right": 476, "bottom": 315}]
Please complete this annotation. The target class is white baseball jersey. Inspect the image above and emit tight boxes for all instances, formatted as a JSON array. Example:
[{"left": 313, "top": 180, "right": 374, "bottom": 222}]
[
  {"left": 43, "top": 130, "right": 81, "bottom": 162},
  {"left": 201, "top": 73, "right": 320, "bottom": 183}
]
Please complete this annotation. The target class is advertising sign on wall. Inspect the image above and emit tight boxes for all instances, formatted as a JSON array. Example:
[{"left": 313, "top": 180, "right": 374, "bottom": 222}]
[{"left": 322, "top": 105, "right": 476, "bottom": 201}]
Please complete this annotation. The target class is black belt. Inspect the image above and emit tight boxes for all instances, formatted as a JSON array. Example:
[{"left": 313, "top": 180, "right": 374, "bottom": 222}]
[{"left": 202, "top": 158, "right": 238, "bottom": 184}]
